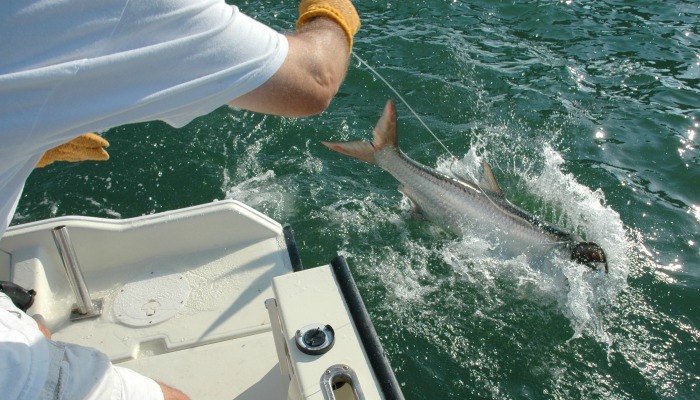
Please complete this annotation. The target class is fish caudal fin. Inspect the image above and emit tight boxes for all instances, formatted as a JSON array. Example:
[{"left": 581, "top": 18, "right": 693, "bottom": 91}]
[
  {"left": 321, "top": 99, "right": 398, "bottom": 165},
  {"left": 321, "top": 140, "right": 377, "bottom": 164},
  {"left": 372, "top": 99, "right": 399, "bottom": 149}
]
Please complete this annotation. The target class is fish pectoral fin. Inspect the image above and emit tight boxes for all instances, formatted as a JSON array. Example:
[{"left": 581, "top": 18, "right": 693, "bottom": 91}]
[
  {"left": 480, "top": 160, "right": 504, "bottom": 196},
  {"left": 399, "top": 185, "right": 422, "bottom": 213}
]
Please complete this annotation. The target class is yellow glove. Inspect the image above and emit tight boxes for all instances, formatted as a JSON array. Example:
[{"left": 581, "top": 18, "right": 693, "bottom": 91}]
[
  {"left": 297, "top": 0, "right": 360, "bottom": 52},
  {"left": 36, "top": 133, "right": 110, "bottom": 168}
]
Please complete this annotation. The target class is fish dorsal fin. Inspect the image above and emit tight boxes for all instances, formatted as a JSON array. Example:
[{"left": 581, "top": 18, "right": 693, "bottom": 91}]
[{"left": 480, "top": 160, "right": 503, "bottom": 195}]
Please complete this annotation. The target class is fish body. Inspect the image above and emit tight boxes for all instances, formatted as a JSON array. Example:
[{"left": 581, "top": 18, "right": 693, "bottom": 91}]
[{"left": 322, "top": 100, "right": 608, "bottom": 272}]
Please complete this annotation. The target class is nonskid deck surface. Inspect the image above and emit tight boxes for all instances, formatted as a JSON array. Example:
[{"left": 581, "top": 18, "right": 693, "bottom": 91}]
[{"left": 54, "top": 238, "right": 289, "bottom": 362}]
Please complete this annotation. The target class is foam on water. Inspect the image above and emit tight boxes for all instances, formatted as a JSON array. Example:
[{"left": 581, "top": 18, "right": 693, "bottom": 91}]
[
  {"left": 324, "top": 127, "right": 632, "bottom": 353},
  {"left": 223, "top": 169, "right": 294, "bottom": 222},
  {"left": 314, "top": 132, "right": 643, "bottom": 396},
  {"left": 436, "top": 139, "right": 626, "bottom": 331}
]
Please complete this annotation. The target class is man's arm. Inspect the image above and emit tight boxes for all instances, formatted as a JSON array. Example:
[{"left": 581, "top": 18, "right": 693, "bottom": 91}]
[
  {"left": 229, "top": 0, "right": 359, "bottom": 117},
  {"left": 159, "top": 382, "right": 191, "bottom": 400}
]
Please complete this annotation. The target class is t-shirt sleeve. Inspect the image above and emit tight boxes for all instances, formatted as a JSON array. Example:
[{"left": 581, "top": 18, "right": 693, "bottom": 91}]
[
  {"left": 55, "top": 0, "right": 290, "bottom": 130},
  {"left": 0, "top": 0, "right": 289, "bottom": 152}
]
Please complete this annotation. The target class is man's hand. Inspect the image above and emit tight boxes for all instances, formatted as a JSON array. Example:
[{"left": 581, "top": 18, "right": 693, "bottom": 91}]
[{"left": 36, "top": 133, "right": 110, "bottom": 168}]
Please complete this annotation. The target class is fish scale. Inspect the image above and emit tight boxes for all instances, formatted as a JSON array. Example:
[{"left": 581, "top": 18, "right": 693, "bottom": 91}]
[
  {"left": 322, "top": 99, "right": 608, "bottom": 272},
  {"left": 382, "top": 148, "right": 552, "bottom": 254}
]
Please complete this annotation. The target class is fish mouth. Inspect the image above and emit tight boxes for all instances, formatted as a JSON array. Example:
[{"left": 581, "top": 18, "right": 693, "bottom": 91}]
[{"left": 570, "top": 241, "right": 609, "bottom": 274}]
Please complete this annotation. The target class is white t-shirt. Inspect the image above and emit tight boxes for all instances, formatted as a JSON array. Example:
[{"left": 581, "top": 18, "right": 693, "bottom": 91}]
[
  {"left": 0, "top": 294, "right": 50, "bottom": 399},
  {"left": 1, "top": 0, "right": 288, "bottom": 398},
  {"left": 0, "top": 0, "right": 289, "bottom": 238}
]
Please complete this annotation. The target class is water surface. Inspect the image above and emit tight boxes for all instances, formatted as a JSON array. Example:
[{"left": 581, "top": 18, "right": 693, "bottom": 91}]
[{"left": 15, "top": 1, "right": 700, "bottom": 398}]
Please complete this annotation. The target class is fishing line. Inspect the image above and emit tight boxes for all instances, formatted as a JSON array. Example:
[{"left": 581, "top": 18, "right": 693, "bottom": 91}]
[
  {"left": 351, "top": 51, "right": 510, "bottom": 213},
  {"left": 352, "top": 51, "right": 488, "bottom": 189},
  {"left": 350, "top": 54, "right": 590, "bottom": 253},
  {"left": 351, "top": 52, "right": 457, "bottom": 160}
]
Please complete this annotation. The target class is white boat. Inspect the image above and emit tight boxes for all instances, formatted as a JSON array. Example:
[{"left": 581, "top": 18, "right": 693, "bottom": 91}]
[{"left": 0, "top": 200, "right": 404, "bottom": 399}]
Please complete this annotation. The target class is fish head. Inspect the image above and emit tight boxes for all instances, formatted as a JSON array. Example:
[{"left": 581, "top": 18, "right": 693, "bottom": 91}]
[{"left": 570, "top": 242, "right": 608, "bottom": 273}]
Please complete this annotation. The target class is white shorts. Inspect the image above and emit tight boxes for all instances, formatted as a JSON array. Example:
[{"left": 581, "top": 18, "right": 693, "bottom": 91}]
[
  {"left": 45, "top": 340, "right": 165, "bottom": 400},
  {"left": 1, "top": 292, "right": 164, "bottom": 400}
]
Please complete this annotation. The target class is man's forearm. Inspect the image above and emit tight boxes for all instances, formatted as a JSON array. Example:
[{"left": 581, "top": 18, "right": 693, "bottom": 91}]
[
  {"left": 228, "top": 17, "right": 351, "bottom": 117},
  {"left": 229, "top": 0, "right": 359, "bottom": 117}
]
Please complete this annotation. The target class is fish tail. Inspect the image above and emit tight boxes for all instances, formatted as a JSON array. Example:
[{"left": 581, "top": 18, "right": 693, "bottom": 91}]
[{"left": 321, "top": 99, "right": 398, "bottom": 165}]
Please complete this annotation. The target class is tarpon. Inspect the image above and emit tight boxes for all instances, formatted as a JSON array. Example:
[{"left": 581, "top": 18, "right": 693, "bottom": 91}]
[{"left": 322, "top": 100, "right": 608, "bottom": 273}]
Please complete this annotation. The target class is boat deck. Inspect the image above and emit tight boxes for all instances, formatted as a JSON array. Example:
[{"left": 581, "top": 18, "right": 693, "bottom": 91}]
[{"left": 0, "top": 201, "right": 397, "bottom": 399}]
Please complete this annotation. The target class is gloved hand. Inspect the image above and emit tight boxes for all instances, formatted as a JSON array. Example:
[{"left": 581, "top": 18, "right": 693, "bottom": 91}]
[
  {"left": 297, "top": 0, "right": 360, "bottom": 52},
  {"left": 35, "top": 133, "right": 110, "bottom": 168}
]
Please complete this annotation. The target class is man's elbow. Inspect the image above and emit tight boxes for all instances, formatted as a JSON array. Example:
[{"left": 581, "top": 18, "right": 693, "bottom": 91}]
[
  {"left": 296, "top": 87, "right": 336, "bottom": 116},
  {"left": 227, "top": 64, "right": 344, "bottom": 117},
  {"left": 303, "top": 63, "right": 350, "bottom": 115}
]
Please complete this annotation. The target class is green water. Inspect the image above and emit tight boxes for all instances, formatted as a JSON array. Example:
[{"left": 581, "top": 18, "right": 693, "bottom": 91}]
[{"left": 14, "top": 1, "right": 699, "bottom": 399}]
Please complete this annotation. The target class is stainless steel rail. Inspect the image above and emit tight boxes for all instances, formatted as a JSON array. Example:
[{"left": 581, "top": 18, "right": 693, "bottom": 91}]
[{"left": 52, "top": 226, "right": 102, "bottom": 320}]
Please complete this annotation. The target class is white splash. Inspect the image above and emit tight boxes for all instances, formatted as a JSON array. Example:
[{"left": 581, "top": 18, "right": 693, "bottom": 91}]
[
  {"left": 223, "top": 170, "right": 294, "bottom": 221},
  {"left": 387, "top": 142, "right": 628, "bottom": 346}
]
